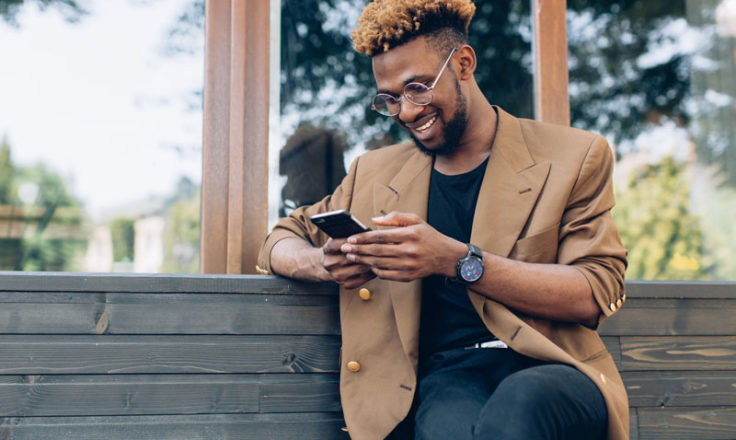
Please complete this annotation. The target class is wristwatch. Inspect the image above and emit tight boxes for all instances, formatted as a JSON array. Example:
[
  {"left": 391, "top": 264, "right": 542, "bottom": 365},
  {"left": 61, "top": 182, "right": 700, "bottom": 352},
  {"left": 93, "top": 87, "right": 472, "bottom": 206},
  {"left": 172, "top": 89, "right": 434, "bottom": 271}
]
[{"left": 454, "top": 243, "right": 485, "bottom": 285}]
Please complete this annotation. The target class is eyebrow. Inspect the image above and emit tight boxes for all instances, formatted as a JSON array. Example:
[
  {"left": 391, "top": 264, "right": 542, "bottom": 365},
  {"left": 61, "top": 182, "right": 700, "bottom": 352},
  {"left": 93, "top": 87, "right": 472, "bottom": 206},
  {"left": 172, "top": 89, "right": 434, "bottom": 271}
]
[{"left": 375, "top": 74, "right": 428, "bottom": 95}]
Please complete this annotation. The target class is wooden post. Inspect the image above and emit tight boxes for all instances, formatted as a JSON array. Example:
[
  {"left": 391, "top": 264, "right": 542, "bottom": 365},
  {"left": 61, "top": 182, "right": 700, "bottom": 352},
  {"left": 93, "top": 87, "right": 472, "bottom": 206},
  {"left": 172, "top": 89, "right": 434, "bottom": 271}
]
[
  {"left": 201, "top": 1, "right": 270, "bottom": 274},
  {"left": 532, "top": 0, "right": 570, "bottom": 126}
]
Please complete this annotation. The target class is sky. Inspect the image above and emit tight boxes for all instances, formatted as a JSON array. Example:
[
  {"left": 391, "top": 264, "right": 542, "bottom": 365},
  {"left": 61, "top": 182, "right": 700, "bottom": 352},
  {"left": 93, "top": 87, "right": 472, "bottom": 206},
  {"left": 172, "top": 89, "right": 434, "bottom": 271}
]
[{"left": 0, "top": 0, "right": 203, "bottom": 220}]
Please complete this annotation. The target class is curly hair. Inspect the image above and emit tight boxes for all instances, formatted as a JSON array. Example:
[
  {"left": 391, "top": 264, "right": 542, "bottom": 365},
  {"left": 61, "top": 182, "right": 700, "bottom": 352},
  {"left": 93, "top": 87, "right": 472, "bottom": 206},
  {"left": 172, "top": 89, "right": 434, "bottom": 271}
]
[{"left": 351, "top": 0, "right": 476, "bottom": 56}]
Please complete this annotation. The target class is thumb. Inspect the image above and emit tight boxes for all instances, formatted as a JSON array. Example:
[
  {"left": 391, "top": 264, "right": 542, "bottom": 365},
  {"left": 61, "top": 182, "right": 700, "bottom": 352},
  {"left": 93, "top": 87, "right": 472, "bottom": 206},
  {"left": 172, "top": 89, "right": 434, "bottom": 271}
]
[{"left": 372, "top": 211, "right": 422, "bottom": 227}]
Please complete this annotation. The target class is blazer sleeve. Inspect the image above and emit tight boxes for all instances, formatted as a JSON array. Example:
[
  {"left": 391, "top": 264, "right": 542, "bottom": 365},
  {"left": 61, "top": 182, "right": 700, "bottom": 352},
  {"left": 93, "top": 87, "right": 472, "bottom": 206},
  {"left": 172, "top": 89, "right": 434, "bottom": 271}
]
[
  {"left": 257, "top": 156, "right": 360, "bottom": 274},
  {"left": 557, "top": 135, "right": 628, "bottom": 325}
]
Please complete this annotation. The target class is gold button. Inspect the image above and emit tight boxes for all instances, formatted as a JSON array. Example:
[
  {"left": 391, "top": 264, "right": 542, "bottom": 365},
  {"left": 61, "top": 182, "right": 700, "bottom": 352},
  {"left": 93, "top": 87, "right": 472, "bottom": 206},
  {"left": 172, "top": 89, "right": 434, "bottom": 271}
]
[
  {"left": 600, "top": 373, "right": 607, "bottom": 384},
  {"left": 616, "top": 298, "right": 623, "bottom": 308},
  {"left": 347, "top": 361, "right": 361, "bottom": 372},
  {"left": 609, "top": 303, "right": 617, "bottom": 312},
  {"left": 340, "top": 427, "right": 349, "bottom": 432},
  {"left": 359, "top": 288, "right": 372, "bottom": 301},
  {"left": 622, "top": 294, "right": 627, "bottom": 303}
]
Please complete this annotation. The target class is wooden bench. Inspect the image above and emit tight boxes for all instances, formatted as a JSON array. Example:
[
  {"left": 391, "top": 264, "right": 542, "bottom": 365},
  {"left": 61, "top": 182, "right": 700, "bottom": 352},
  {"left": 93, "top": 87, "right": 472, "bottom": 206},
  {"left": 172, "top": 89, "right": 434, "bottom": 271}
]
[{"left": 0, "top": 272, "right": 733, "bottom": 439}]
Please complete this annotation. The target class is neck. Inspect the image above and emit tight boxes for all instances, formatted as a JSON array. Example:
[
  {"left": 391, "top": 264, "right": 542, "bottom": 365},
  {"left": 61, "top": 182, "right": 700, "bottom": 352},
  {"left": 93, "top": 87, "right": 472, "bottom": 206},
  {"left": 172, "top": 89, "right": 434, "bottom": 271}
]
[{"left": 434, "top": 87, "right": 497, "bottom": 175}]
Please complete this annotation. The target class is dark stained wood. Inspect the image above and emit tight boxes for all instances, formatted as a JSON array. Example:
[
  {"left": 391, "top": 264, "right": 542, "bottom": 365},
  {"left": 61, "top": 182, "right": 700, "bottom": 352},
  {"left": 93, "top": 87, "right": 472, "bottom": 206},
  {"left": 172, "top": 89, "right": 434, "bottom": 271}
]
[
  {"left": 0, "top": 335, "right": 340, "bottom": 374},
  {"left": 0, "top": 273, "right": 733, "bottom": 438},
  {"left": 0, "top": 271, "right": 336, "bottom": 295},
  {"left": 619, "top": 337, "right": 736, "bottom": 371},
  {"left": 0, "top": 293, "right": 339, "bottom": 335},
  {"left": 623, "top": 371, "right": 736, "bottom": 407},
  {"left": 636, "top": 407, "right": 736, "bottom": 440},
  {"left": 532, "top": 0, "right": 570, "bottom": 125},
  {"left": 599, "top": 298, "right": 736, "bottom": 336},
  {"left": 0, "top": 413, "right": 349, "bottom": 440},
  {"left": 0, "top": 374, "right": 338, "bottom": 417}
]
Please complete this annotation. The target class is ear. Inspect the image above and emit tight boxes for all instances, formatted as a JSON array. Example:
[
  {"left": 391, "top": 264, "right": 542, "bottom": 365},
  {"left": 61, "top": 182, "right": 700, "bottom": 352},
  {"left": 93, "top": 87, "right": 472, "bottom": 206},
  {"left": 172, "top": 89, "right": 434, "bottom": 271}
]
[{"left": 455, "top": 45, "right": 477, "bottom": 81}]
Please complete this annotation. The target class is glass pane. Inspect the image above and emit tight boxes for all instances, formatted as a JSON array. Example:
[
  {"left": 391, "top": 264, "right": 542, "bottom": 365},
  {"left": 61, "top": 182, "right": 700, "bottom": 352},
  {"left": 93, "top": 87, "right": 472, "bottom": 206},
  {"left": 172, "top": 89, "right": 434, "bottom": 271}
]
[
  {"left": 568, "top": 0, "right": 736, "bottom": 280},
  {"left": 270, "top": 0, "right": 533, "bottom": 225},
  {"left": 0, "top": 0, "right": 204, "bottom": 273}
]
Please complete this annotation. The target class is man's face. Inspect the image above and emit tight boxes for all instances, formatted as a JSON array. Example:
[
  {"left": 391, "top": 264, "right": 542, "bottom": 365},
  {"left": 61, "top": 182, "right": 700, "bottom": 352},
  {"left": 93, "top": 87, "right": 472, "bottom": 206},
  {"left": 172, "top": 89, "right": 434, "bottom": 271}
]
[{"left": 372, "top": 37, "right": 468, "bottom": 156}]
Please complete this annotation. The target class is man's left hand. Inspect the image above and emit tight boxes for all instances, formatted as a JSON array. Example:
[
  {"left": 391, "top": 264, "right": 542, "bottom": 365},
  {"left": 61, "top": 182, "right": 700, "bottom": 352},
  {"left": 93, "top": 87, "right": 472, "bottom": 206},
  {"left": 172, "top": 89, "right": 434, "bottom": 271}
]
[{"left": 340, "top": 211, "right": 466, "bottom": 282}]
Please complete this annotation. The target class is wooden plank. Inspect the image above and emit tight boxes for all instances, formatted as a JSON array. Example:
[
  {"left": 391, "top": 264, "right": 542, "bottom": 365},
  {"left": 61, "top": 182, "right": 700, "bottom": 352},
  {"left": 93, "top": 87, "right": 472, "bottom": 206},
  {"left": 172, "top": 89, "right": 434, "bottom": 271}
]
[
  {"left": 0, "top": 413, "right": 349, "bottom": 440},
  {"left": 0, "top": 272, "right": 336, "bottom": 295},
  {"left": 201, "top": 0, "right": 232, "bottom": 274},
  {"left": 0, "top": 293, "right": 339, "bottom": 335},
  {"left": 532, "top": 0, "right": 570, "bottom": 125},
  {"left": 0, "top": 335, "right": 340, "bottom": 374},
  {"left": 625, "top": 281, "right": 736, "bottom": 299},
  {"left": 619, "top": 337, "right": 736, "bottom": 371},
  {"left": 0, "top": 374, "right": 338, "bottom": 417},
  {"left": 623, "top": 371, "right": 736, "bottom": 408},
  {"left": 599, "top": 298, "right": 736, "bottom": 336},
  {"left": 602, "top": 336, "right": 621, "bottom": 367},
  {"left": 241, "top": 0, "right": 270, "bottom": 275},
  {"left": 637, "top": 407, "right": 736, "bottom": 440},
  {"left": 630, "top": 408, "right": 639, "bottom": 440}
]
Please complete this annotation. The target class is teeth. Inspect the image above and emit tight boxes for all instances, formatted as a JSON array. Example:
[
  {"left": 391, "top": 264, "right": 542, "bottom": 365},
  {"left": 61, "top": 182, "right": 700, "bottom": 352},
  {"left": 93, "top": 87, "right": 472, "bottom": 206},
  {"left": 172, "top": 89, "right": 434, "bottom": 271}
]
[{"left": 416, "top": 116, "right": 437, "bottom": 132}]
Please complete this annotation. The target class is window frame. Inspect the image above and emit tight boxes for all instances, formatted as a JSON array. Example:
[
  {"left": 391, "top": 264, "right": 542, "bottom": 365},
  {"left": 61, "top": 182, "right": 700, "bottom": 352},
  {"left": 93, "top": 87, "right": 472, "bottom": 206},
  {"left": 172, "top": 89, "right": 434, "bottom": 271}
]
[{"left": 200, "top": 0, "right": 569, "bottom": 273}]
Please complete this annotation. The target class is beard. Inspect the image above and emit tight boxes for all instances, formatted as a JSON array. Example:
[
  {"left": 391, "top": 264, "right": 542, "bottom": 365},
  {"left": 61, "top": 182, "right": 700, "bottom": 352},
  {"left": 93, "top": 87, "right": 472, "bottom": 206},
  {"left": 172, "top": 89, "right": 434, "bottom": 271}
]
[{"left": 410, "top": 79, "right": 468, "bottom": 157}]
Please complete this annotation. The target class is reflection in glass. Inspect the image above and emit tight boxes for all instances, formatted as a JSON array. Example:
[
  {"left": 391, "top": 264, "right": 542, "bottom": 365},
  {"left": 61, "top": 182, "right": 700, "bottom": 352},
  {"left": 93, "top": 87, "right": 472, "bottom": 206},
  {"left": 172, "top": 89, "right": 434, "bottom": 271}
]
[
  {"left": 272, "top": 0, "right": 533, "bottom": 224},
  {"left": 568, "top": 0, "right": 736, "bottom": 280},
  {"left": 0, "top": 0, "right": 204, "bottom": 273}
]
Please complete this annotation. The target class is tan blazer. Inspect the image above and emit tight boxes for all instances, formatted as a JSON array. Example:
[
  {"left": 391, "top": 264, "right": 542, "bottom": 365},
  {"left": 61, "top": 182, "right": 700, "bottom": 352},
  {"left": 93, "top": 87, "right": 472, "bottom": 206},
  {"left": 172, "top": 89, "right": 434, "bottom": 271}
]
[{"left": 259, "top": 107, "right": 629, "bottom": 440}]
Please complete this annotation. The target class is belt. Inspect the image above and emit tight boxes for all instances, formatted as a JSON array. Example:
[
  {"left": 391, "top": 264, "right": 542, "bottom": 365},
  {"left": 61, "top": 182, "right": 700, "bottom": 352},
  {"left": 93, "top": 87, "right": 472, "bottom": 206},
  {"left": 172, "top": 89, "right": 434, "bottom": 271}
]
[{"left": 464, "top": 339, "right": 508, "bottom": 350}]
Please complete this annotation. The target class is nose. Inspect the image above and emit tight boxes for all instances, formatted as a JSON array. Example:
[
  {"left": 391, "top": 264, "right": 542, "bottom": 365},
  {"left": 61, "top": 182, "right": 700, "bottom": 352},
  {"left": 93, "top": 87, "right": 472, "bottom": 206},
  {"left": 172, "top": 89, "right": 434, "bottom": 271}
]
[{"left": 397, "top": 98, "right": 424, "bottom": 123}]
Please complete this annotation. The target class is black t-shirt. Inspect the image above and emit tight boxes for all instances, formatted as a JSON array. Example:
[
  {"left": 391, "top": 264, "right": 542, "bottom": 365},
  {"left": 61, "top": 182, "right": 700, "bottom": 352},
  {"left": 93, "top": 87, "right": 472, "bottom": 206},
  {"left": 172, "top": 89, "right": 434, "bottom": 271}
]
[{"left": 419, "top": 158, "right": 495, "bottom": 360}]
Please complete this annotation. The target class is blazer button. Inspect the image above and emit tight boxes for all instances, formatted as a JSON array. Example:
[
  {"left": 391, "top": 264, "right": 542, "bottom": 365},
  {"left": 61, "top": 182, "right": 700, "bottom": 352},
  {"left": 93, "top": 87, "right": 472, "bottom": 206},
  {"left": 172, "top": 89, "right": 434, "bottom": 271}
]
[
  {"left": 616, "top": 298, "right": 623, "bottom": 308},
  {"left": 609, "top": 303, "right": 617, "bottom": 312},
  {"left": 359, "top": 288, "right": 372, "bottom": 301},
  {"left": 622, "top": 293, "right": 627, "bottom": 303},
  {"left": 347, "top": 361, "right": 361, "bottom": 372}
]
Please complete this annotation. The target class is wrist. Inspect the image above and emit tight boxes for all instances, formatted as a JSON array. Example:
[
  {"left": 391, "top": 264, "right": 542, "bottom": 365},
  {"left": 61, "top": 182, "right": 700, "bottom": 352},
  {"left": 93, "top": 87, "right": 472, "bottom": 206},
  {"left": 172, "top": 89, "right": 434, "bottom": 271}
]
[{"left": 443, "top": 240, "right": 469, "bottom": 278}]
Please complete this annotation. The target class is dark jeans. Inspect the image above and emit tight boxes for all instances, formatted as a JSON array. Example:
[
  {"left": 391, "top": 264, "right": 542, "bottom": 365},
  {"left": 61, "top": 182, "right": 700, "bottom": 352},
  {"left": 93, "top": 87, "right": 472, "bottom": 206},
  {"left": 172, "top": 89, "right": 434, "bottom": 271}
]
[{"left": 400, "top": 346, "right": 607, "bottom": 440}]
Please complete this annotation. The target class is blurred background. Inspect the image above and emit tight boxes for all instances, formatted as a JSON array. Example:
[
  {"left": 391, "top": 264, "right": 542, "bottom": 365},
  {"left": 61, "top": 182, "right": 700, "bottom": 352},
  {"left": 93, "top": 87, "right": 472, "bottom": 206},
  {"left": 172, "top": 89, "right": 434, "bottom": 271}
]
[{"left": 1, "top": 0, "right": 734, "bottom": 281}]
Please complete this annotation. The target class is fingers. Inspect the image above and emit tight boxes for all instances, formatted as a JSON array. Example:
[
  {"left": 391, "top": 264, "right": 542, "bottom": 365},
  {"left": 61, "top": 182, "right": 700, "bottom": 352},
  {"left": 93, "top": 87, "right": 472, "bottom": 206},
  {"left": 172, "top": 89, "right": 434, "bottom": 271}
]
[
  {"left": 371, "top": 211, "right": 423, "bottom": 227},
  {"left": 323, "top": 238, "right": 347, "bottom": 255}
]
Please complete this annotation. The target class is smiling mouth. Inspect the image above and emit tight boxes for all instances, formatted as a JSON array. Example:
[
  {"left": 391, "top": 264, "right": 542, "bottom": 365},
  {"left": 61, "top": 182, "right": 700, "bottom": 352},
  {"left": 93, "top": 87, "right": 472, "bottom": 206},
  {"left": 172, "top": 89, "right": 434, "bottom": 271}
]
[{"left": 415, "top": 115, "right": 437, "bottom": 132}]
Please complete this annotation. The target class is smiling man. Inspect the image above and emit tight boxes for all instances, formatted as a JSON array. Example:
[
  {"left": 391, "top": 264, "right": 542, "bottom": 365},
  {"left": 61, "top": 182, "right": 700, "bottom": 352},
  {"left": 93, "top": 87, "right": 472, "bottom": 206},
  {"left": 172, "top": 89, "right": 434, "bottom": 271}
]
[{"left": 258, "top": 1, "right": 628, "bottom": 439}]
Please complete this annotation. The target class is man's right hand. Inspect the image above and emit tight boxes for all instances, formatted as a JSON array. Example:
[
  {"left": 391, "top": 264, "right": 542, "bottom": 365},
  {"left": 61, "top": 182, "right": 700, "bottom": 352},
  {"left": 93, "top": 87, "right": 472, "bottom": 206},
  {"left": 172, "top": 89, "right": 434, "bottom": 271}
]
[{"left": 322, "top": 238, "right": 376, "bottom": 289}]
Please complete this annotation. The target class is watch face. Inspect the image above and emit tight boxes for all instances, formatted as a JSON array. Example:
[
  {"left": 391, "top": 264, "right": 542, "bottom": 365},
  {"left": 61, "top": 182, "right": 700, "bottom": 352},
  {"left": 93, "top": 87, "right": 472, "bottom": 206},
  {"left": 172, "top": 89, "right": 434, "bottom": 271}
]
[{"left": 460, "top": 258, "right": 484, "bottom": 282}]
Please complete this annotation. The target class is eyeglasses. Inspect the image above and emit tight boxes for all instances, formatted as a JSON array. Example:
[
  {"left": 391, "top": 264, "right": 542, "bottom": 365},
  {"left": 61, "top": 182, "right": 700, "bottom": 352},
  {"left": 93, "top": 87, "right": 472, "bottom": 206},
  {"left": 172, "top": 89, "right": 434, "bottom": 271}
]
[{"left": 371, "top": 47, "right": 457, "bottom": 117}]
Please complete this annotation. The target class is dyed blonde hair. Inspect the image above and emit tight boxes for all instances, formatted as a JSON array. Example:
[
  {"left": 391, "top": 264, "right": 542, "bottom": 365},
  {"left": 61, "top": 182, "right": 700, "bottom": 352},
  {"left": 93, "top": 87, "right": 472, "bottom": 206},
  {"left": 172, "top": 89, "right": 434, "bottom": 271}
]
[{"left": 351, "top": 0, "right": 476, "bottom": 56}]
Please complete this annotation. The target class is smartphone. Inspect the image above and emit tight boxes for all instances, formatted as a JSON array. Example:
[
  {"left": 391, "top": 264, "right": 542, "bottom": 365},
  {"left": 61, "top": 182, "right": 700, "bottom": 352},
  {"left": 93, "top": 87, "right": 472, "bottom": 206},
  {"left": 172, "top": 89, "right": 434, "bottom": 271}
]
[{"left": 309, "top": 210, "right": 371, "bottom": 238}]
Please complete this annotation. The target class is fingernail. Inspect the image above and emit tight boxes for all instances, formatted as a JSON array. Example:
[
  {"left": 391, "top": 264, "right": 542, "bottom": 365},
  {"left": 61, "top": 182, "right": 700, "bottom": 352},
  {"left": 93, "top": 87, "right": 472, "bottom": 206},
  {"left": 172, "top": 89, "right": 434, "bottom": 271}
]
[
  {"left": 341, "top": 244, "right": 351, "bottom": 252},
  {"left": 347, "top": 237, "right": 357, "bottom": 244}
]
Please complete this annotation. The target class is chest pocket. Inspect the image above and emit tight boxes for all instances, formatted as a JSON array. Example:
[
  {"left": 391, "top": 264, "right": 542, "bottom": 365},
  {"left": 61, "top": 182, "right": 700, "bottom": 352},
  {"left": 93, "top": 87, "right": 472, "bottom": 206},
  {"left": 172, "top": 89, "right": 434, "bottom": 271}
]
[{"left": 508, "top": 224, "right": 560, "bottom": 263}]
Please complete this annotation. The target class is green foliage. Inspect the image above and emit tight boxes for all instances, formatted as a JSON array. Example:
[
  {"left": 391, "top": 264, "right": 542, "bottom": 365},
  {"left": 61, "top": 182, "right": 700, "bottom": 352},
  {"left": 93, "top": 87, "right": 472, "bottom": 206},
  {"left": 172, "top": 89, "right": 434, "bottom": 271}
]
[
  {"left": 0, "top": 0, "right": 86, "bottom": 26},
  {"left": 0, "top": 140, "right": 87, "bottom": 271},
  {"left": 109, "top": 217, "right": 135, "bottom": 263},
  {"left": 614, "top": 157, "right": 709, "bottom": 280},
  {"left": 161, "top": 180, "right": 200, "bottom": 273},
  {"left": 0, "top": 138, "right": 14, "bottom": 204}
]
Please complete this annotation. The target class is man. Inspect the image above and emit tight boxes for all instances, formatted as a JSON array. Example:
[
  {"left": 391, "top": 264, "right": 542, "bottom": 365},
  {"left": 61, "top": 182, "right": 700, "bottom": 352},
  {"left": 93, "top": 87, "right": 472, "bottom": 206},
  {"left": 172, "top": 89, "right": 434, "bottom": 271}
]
[{"left": 258, "top": 1, "right": 628, "bottom": 439}]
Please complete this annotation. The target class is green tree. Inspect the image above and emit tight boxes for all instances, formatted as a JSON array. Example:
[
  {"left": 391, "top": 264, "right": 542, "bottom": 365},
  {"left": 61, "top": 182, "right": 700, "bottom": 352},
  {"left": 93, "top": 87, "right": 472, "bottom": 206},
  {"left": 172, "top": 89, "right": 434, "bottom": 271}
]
[
  {"left": 614, "top": 156, "right": 709, "bottom": 280},
  {"left": 0, "top": 0, "right": 86, "bottom": 26},
  {"left": 109, "top": 217, "right": 135, "bottom": 263},
  {"left": 161, "top": 179, "right": 200, "bottom": 273},
  {"left": 0, "top": 138, "right": 14, "bottom": 204}
]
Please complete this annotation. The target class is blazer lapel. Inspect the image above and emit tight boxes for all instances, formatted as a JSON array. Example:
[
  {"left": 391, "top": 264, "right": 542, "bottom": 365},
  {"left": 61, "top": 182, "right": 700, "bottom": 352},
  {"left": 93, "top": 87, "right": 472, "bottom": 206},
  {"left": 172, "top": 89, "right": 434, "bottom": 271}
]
[
  {"left": 373, "top": 149, "right": 433, "bottom": 363},
  {"left": 467, "top": 108, "right": 551, "bottom": 332}
]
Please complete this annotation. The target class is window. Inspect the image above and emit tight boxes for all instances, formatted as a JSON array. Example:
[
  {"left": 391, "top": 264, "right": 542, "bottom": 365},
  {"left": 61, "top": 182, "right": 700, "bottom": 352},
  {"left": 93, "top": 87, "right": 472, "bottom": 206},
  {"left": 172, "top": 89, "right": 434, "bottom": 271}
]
[
  {"left": 270, "top": 0, "right": 534, "bottom": 225},
  {"left": 568, "top": 0, "right": 736, "bottom": 280}
]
